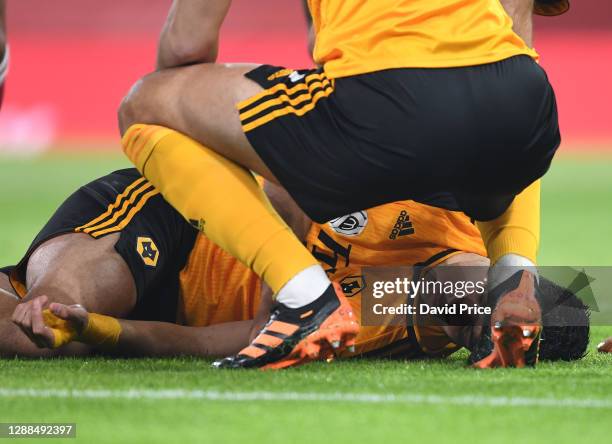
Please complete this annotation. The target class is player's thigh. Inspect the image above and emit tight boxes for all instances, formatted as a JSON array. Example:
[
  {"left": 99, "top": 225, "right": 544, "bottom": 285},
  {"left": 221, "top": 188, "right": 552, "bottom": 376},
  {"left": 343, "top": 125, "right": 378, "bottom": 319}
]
[
  {"left": 24, "top": 233, "right": 136, "bottom": 317},
  {"left": 120, "top": 63, "right": 277, "bottom": 181}
]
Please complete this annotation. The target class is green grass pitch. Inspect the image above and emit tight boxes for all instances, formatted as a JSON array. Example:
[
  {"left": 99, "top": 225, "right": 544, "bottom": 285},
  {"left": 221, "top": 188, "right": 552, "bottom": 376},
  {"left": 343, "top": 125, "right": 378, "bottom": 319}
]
[{"left": 0, "top": 153, "right": 611, "bottom": 444}]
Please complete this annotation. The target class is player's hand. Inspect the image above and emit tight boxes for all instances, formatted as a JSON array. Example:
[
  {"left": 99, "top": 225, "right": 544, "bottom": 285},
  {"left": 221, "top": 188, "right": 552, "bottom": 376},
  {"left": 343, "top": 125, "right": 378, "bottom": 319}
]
[
  {"left": 12, "top": 295, "right": 89, "bottom": 349},
  {"left": 469, "top": 269, "right": 542, "bottom": 368},
  {"left": 598, "top": 337, "right": 612, "bottom": 353}
]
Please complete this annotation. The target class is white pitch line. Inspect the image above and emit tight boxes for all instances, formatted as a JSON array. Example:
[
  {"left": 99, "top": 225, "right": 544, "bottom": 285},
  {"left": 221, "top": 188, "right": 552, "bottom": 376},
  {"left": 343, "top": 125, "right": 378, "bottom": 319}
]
[{"left": 0, "top": 388, "right": 611, "bottom": 409}]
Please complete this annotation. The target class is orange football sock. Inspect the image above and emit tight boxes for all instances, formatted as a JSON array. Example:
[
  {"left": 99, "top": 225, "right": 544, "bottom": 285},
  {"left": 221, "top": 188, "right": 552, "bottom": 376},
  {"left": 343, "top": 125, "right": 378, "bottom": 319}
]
[{"left": 477, "top": 180, "right": 541, "bottom": 265}]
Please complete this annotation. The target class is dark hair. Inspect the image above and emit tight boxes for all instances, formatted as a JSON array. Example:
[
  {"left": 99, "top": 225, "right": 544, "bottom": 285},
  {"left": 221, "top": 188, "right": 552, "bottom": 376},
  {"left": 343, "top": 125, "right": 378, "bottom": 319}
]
[{"left": 537, "top": 277, "right": 590, "bottom": 361}]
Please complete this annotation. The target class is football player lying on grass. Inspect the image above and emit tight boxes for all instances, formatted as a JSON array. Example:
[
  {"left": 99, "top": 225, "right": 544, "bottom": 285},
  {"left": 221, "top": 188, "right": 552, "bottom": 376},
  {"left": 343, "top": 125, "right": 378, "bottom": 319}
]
[{"left": 1, "top": 169, "right": 589, "bottom": 366}]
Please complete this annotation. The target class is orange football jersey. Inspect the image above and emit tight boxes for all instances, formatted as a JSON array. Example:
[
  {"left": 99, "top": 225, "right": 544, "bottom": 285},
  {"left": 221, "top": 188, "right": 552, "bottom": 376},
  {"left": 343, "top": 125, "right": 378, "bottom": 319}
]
[
  {"left": 306, "top": 0, "right": 537, "bottom": 78},
  {"left": 178, "top": 200, "right": 486, "bottom": 356}
]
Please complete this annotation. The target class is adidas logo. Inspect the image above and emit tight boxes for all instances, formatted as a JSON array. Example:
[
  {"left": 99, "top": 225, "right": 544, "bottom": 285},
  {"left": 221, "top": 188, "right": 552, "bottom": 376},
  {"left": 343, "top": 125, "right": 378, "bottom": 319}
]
[
  {"left": 389, "top": 210, "right": 414, "bottom": 240},
  {"left": 289, "top": 71, "right": 306, "bottom": 83}
]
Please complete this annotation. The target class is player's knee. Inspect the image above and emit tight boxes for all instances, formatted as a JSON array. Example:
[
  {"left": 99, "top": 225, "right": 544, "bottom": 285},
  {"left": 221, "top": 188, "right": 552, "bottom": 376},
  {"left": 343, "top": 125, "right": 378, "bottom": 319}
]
[
  {"left": 118, "top": 71, "right": 169, "bottom": 135},
  {"left": 118, "top": 77, "right": 149, "bottom": 135}
]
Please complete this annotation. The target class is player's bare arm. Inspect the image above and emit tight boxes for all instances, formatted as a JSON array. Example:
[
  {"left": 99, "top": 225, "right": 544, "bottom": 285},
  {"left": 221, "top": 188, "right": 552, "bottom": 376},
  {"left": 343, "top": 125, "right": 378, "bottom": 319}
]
[
  {"left": 0, "top": 273, "right": 89, "bottom": 357},
  {"left": 503, "top": 0, "right": 569, "bottom": 47},
  {"left": 422, "top": 254, "right": 491, "bottom": 352},
  {"left": 1, "top": 233, "right": 134, "bottom": 357},
  {"left": 133, "top": 0, "right": 275, "bottom": 180},
  {"left": 501, "top": 0, "right": 535, "bottom": 46},
  {"left": 13, "top": 246, "right": 589, "bottom": 364},
  {"left": 157, "top": 0, "right": 232, "bottom": 70},
  {"left": 4, "top": 172, "right": 313, "bottom": 358},
  {"left": 10, "top": 186, "right": 308, "bottom": 358},
  {"left": 12, "top": 295, "right": 253, "bottom": 357},
  {"left": 0, "top": 273, "right": 42, "bottom": 356}
]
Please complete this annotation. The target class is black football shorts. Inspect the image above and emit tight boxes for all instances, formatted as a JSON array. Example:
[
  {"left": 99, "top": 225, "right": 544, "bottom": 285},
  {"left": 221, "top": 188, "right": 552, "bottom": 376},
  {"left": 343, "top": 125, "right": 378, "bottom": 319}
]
[
  {"left": 4, "top": 169, "right": 197, "bottom": 322},
  {"left": 239, "top": 55, "right": 560, "bottom": 222}
]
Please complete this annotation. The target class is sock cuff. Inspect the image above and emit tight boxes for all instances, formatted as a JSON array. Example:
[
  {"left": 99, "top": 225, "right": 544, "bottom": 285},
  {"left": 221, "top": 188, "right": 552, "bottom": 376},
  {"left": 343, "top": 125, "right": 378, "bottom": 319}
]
[
  {"left": 486, "top": 226, "right": 538, "bottom": 265},
  {"left": 122, "top": 124, "right": 176, "bottom": 173},
  {"left": 248, "top": 227, "right": 320, "bottom": 293}
]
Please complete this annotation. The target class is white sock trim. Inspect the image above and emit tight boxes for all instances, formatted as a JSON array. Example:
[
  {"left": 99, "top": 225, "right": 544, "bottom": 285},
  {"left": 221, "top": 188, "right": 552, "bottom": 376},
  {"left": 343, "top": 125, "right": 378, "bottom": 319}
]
[
  {"left": 489, "top": 254, "right": 538, "bottom": 290},
  {"left": 276, "top": 265, "right": 331, "bottom": 309}
]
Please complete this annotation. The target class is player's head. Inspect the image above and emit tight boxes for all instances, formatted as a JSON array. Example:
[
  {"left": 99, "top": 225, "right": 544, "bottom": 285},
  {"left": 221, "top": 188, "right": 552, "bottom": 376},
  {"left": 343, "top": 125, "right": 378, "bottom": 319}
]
[{"left": 537, "top": 278, "right": 590, "bottom": 361}]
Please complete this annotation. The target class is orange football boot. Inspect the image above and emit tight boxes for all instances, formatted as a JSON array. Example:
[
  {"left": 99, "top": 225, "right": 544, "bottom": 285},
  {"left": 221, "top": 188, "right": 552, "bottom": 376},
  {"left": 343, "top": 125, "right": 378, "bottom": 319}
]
[{"left": 213, "top": 282, "right": 359, "bottom": 369}]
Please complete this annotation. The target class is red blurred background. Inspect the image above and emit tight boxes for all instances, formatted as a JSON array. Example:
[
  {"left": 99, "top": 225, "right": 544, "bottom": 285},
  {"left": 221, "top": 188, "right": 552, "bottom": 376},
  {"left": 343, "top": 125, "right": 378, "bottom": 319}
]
[{"left": 1, "top": 0, "right": 610, "bottom": 152}]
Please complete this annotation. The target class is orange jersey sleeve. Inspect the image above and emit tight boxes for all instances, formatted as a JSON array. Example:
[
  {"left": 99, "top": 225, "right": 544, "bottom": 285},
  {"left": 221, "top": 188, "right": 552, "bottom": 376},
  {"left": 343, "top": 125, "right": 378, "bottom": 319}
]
[{"left": 307, "top": 0, "right": 537, "bottom": 78}]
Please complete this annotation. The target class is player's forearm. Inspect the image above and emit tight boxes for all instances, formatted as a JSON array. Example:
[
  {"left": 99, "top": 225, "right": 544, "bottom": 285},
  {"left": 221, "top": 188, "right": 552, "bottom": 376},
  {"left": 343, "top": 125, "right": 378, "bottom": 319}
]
[
  {"left": 112, "top": 318, "right": 252, "bottom": 357},
  {"left": 500, "top": 0, "right": 535, "bottom": 46},
  {"left": 157, "top": 0, "right": 232, "bottom": 70},
  {"left": 0, "top": 297, "right": 42, "bottom": 356},
  {"left": 0, "top": 319, "right": 63, "bottom": 358},
  {"left": 0, "top": 296, "right": 86, "bottom": 358}
]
